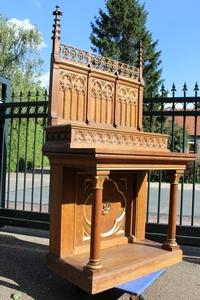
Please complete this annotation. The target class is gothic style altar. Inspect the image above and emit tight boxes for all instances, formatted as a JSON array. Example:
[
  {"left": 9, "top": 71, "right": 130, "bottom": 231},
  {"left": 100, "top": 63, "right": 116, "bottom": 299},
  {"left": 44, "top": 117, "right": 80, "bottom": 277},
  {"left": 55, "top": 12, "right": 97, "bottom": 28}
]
[{"left": 43, "top": 7, "right": 195, "bottom": 294}]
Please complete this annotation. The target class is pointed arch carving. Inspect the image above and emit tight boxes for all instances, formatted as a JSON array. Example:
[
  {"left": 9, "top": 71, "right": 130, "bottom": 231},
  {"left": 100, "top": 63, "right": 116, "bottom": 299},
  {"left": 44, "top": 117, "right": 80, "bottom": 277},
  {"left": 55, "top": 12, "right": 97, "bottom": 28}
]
[{"left": 59, "top": 71, "right": 87, "bottom": 122}]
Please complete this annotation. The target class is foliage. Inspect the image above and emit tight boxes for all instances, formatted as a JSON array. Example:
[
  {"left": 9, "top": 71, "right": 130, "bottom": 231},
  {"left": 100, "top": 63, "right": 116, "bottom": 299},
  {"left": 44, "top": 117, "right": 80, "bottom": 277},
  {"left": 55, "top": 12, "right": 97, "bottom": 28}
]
[
  {"left": 90, "top": 0, "right": 163, "bottom": 97},
  {"left": 7, "top": 119, "right": 49, "bottom": 172},
  {"left": 0, "top": 14, "right": 44, "bottom": 94},
  {"left": 148, "top": 120, "right": 191, "bottom": 182},
  {"left": 0, "top": 15, "right": 48, "bottom": 171},
  {"left": 162, "top": 121, "right": 189, "bottom": 152}
]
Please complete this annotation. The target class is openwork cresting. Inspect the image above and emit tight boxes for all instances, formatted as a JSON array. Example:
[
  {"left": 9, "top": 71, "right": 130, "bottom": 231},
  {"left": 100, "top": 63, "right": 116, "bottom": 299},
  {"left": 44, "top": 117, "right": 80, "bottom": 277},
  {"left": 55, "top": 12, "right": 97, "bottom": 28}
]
[{"left": 60, "top": 44, "right": 139, "bottom": 80}]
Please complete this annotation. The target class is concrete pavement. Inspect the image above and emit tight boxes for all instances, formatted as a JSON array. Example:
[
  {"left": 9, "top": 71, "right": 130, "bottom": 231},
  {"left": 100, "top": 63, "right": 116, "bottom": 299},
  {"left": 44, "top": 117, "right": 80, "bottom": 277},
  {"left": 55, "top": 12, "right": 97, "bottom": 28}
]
[{"left": 0, "top": 226, "right": 200, "bottom": 300}]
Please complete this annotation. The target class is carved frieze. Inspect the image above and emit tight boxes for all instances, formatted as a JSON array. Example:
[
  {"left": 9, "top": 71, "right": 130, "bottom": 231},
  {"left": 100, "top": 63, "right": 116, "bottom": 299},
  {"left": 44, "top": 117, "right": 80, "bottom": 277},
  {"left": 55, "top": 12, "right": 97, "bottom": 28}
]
[
  {"left": 73, "top": 128, "right": 168, "bottom": 149},
  {"left": 45, "top": 125, "right": 169, "bottom": 151}
]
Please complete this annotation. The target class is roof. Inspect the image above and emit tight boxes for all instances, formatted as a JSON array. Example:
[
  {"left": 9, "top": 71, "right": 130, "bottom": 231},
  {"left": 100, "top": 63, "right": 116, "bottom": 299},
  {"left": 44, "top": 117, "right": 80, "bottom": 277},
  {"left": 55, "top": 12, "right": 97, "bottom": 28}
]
[{"left": 170, "top": 116, "right": 200, "bottom": 136}]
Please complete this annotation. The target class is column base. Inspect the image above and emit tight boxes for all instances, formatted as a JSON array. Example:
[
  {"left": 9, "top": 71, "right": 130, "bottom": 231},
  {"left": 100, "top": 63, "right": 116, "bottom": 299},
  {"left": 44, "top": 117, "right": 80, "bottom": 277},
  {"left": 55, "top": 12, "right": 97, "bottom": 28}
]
[
  {"left": 85, "top": 259, "right": 102, "bottom": 271},
  {"left": 128, "top": 235, "right": 137, "bottom": 243},
  {"left": 162, "top": 240, "right": 180, "bottom": 252}
]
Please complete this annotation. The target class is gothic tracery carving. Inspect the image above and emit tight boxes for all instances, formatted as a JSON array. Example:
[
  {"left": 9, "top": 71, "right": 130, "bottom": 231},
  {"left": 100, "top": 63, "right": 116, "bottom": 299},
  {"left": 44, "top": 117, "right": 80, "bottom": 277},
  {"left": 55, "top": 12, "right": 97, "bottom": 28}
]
[
  {"left": 59, "top": 71, "right": 87, "bottom": 95},
  {"left": 118, "top": 85, "right": 137, "bottom": 104},
  {"left": 91, "top": 79, "right": 114, "bottom": 101}
]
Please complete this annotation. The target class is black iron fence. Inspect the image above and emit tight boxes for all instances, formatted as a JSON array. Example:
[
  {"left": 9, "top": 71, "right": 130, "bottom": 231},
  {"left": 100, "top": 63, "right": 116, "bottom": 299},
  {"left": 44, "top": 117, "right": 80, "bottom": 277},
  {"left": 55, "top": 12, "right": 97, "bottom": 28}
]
[
  {"left": 0, "top": 78, "right": 200, "bottom": 244},
  {"left": 144, "top": 83, "right": 200, "bottom": 245},
  {"left": 0, "top": 79, "right": 49, "bottom": 228}
]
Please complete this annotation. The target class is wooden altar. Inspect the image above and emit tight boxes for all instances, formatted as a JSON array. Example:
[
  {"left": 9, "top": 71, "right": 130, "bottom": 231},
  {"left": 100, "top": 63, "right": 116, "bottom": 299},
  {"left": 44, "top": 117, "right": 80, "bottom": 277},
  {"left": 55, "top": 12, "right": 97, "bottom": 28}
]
[{"left": 43, "top": 7, "right": 196, "bottom": 294}]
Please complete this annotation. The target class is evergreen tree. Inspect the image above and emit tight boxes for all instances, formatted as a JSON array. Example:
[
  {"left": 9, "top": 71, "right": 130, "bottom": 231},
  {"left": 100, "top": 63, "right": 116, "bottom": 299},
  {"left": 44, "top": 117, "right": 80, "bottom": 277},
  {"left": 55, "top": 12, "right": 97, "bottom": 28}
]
[{"left": 90, "top": 0, "right": 162, "bottom": 97}]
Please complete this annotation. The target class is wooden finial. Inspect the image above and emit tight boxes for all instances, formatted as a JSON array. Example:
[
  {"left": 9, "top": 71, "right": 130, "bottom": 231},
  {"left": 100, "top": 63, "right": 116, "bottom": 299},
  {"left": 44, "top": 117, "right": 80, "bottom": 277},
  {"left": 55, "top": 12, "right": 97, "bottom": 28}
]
[
  {"left": 52, "top": 6, "right": 63, "bottom": 53},
  {"left": 138, "top": 41, "right": 144, "bottom": 82}
]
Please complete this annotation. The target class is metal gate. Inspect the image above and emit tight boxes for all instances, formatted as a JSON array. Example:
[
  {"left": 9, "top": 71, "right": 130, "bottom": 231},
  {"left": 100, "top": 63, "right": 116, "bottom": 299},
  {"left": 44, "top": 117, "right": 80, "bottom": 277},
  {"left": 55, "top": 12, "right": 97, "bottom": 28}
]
[
  {"left": 144, "top": 84, "right": 200, "bottom": 245},
  {"left": 0, "top": 76, "right": 49, "bottom": 229}
]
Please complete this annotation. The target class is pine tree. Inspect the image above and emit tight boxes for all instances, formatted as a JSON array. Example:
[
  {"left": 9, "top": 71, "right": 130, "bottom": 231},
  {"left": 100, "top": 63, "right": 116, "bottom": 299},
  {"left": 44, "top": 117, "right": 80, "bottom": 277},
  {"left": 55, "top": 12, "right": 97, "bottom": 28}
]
[{"left": 90, "top": 0, "right": 162, "bottom": 97}]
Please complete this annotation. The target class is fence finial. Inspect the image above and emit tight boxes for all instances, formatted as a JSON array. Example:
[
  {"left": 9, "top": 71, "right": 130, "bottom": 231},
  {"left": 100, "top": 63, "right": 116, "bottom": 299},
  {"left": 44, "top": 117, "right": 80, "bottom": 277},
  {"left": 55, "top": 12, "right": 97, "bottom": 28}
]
[
  {"left": 160, "top": 84, "right": 165, "bottom": 96},
  {"left": 182, "top": 82, "right": 188, "bottom": 92},
  {"left": 52, "top": 6, "right": 63, "bottom": 53},
  {"left": 194, "top": 82, "right": 199, "bottom": 92},
  {"left": 171, "top": 83, "right": 176, "bottom": 92},
  {"left": 171, "top": 83, "right": 176, "bottom": 97}
]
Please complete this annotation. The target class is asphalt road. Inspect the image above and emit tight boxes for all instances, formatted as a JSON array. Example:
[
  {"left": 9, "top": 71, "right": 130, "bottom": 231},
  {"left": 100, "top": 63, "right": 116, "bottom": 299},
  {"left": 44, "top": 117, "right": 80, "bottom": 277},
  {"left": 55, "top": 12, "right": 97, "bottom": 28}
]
[{"left": 3, "top": 173, "right": 200, "bottom": 224}]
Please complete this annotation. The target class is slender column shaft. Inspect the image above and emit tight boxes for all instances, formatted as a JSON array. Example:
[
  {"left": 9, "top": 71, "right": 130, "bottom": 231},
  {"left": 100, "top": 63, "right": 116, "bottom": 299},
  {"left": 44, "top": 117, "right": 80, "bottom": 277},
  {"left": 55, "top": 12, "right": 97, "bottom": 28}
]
[
  {"left": 88, "top": 187, "right": 103, "bottom": 269},
  {"left": 163, "top": 171, "right": 183, "bottom": 251},
  {"left": 167, "top": 182, "right": 178, "bottom": 245},
  {"left": 86, "top": 173, "right": 108, "bottom": 270}
]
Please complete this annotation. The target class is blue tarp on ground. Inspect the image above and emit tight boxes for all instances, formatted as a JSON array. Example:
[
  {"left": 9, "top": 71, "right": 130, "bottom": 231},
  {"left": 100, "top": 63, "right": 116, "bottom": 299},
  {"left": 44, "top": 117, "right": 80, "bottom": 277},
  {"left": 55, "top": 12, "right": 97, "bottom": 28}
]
[{"left": 116, "top": 269, "right": 165, "bottom": 296}]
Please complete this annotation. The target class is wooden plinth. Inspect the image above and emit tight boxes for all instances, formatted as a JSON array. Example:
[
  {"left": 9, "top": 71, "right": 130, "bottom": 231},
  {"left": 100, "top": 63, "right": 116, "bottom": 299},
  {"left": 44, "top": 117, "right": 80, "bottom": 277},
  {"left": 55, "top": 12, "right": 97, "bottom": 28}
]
[{"left": 47, "top": 239, "right": 182, "bottom": 294}]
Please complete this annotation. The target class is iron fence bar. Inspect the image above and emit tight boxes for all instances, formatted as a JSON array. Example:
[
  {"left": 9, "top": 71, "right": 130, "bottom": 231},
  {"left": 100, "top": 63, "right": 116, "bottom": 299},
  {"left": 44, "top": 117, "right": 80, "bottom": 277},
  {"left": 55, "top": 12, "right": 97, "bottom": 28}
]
[
  {"left": 22, "top": 92, "right": 30, "bottom": 211},
  {"left": 39, "top": 120, "right": 45, "bottom": 212},
  {"left": 179, "top": 84, "right": 187, "bottom": 225},
  {"left": 0, "top": 77, "right": 10, "bottom": 209},
  {"left": 0, "top": 108, "right": 6, "bottom": 208},
  {"left": 14, "top": 94, "right": 22, "bottom": 209},
  {"left": 6, "top": 119, "right": 13, "bottom": 208},
  {"left": 31, "top": 96, "right": 39, "bottom": 211},
  {"left": 39, "top": 93, "right": 48, "bottom": 213},
  {"left": 191, "top": 84, "right": 199, "bottom": 225},
  {"left": 2, "top": 100, "right": 48, "bottom": 108},
  {"left": 6, "top": 93, "right": 14, "bottom": 208},
  {"left": 144, "top": 96, "right": 200, "bottom": 103},
  {"left": 171, "top": 84, "right": 176, "bottom": 151},
  {"left": 5, "top": 113, "right": 48, "bottom": 119},
  {"left": 143, "top": 111, "right": 200, "bottom": 117}
]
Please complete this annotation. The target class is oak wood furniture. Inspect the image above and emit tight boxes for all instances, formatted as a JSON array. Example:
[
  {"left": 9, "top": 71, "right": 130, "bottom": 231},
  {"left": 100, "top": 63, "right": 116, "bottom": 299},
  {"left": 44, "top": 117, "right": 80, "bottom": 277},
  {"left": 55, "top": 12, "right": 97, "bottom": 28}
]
[{"left": 43, "top": 7, "right": 196, "bottom": 294}]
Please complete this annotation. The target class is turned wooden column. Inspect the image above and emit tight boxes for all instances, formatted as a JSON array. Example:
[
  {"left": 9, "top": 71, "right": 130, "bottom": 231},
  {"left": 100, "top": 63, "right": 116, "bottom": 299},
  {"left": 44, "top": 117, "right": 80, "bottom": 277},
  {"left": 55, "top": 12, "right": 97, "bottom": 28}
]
[
  {"left": 163, "top": 170, "right": 183, "bottom": 251},
  {"left": 86, "top": 171, "right": 109, "bottom": 270}
]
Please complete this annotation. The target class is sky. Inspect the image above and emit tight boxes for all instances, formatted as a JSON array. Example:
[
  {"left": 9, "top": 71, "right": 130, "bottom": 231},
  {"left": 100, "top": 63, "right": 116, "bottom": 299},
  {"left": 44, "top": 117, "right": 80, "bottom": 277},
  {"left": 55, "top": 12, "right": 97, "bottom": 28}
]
[{"left": 1, "top": 0, "right": 200, "bottom": 95}]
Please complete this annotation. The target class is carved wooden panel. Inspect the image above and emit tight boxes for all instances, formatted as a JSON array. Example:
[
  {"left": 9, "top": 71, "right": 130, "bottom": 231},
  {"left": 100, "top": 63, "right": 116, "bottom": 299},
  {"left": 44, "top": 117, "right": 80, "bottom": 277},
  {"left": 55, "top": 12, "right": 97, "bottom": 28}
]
[
  {"left": 83, "top": 178, "right": 126, "bottom": 240},
  {"left": 75, "top": 174, "right": 130, "bottom": 247},
  {"left": 59, "top": 71, "right": 87, "bottom": 122},
  {"left": 89, "top": 79, "right": 114, "bottom": 125},
  {"left": 56, "top": 63, "right": 142, "bottom": 132},
  {"left": 116, "top": 85, "right": 138, "bottom": 129}
]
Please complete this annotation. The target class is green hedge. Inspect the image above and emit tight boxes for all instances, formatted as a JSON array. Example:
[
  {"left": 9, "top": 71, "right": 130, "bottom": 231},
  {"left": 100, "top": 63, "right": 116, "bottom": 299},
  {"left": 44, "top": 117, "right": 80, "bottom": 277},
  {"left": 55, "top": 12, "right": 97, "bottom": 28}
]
[{"left": 7, "top": 118, "right": 49, "bottom": 172}]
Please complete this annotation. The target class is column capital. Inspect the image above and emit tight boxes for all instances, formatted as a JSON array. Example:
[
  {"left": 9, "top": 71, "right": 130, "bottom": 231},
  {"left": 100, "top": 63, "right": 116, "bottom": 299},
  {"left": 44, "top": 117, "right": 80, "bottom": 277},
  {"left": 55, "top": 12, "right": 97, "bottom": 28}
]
[
  {"left": 169, "top": 170, "right": 184, "bottom": 184},
  {"left": 92, "top": 171, "right": 109, "bottom": 190}
]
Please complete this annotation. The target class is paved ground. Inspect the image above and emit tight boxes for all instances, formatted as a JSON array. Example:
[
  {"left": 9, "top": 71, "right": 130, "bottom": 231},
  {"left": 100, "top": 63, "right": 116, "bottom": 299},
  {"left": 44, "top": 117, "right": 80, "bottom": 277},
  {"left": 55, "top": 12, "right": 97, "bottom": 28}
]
[{"left": 0, "top": 226, "right": 200, "bottom": 300}]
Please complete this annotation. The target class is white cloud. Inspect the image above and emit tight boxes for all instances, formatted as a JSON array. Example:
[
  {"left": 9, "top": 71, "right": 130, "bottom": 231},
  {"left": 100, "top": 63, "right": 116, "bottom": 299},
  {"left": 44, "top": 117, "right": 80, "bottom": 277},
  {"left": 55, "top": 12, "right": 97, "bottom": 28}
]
[
  {"left": 39, "top": 72, "right": 50, "bottom": 88},
  {"left": 39, "top": 41, "right": 47, "bottom": 49},
  {"left": 7, "top": 18, "right": 47, "bottom": 50},
  {"left": 8, "top": 18, "right": 35, "bottom": 31},
  {"left": 33, "top": 0, "right": 41, "bottom": 9}
]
